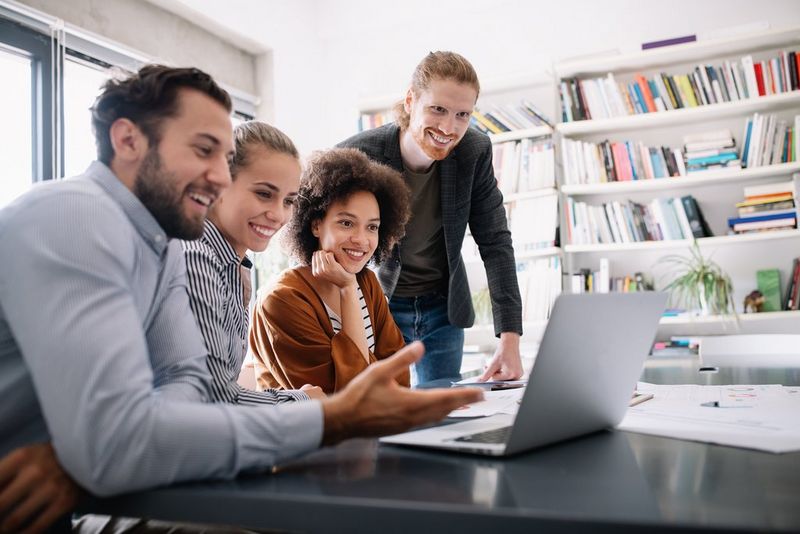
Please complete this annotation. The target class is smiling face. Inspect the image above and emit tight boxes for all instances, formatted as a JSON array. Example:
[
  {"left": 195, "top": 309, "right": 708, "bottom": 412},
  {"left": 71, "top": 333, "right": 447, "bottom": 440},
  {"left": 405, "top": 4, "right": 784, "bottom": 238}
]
[
  {"left": 133, "top": 88, "right": 234, "bottom": 240},
  {"left": 405, "top": 77, "right": 477, "bottom": 162},
  {"left": 209, "top": 147, "right": 301, "bottom": 257},
  {"left": 312, "top": 190, "right": 380, "bottom": 274}
]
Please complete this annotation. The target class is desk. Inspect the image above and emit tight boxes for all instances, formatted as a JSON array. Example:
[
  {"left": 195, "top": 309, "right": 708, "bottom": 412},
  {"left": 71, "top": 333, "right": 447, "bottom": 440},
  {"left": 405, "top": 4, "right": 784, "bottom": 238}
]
[{"left": 81, "top": 360, "right": 800, "bottom": 532}]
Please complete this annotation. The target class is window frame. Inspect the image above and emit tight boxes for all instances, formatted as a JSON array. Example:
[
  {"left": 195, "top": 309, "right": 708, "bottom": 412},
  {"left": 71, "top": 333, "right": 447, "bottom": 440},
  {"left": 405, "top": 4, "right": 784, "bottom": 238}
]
[
  {"left": 0, "top": 10, "right": 257, "bottom": 185},
  {"left": 0, "top": 16, "right": 54, "bottom": 182}
]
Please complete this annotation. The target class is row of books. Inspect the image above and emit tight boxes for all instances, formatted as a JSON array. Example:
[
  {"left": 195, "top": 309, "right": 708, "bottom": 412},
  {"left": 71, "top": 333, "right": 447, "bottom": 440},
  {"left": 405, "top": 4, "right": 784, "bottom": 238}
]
[
  {"left": 559, "top": 50, "right": 800, "bottom": 122},
  {"left": 728, "top": 178, "right": 798, "bottom": 234},
  {"left": 507, "top": 194, "right": 559, "bottom": 251},
  {"left": 471, "top": 100, "right": 553, "bottom": 134},
  {"left": 560, "top": 138, "right": 686, "bottom": 185},
  {"left": 358, "top": 110, "right": 393, "bottom": 132},
  {"left": 517, "top": 257, "right": 562, "bottom": 322},
  {"left": 493, "top": 139, "right": 555, "bottom": 194},
  {"left": 741, "top": 113, "right": 799, "bottom": 168},
  {"left": 567, "top": 258, "right": 655, "bottom": 294},
  {"left": 683, "top": 129, "right": 741, "bottom": 173},
  {"left": 565, "top": 195, "right": 711, "bottom": 245}
]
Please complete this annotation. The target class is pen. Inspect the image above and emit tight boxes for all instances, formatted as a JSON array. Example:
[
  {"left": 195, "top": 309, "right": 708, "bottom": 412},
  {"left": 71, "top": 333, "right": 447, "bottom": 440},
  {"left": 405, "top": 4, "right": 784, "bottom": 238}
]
[
  {"left": 630, "top": 392, "right": 654, "bottom": 407},
  {"left": 700, "top": 401, "right": 752, "bottom": 408}
]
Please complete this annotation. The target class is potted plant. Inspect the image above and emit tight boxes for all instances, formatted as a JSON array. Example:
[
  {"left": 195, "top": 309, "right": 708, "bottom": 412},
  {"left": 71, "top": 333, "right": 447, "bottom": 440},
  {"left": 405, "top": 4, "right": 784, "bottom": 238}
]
[{"left": 660, "top": 241, "right": 736, "bottom": 317}]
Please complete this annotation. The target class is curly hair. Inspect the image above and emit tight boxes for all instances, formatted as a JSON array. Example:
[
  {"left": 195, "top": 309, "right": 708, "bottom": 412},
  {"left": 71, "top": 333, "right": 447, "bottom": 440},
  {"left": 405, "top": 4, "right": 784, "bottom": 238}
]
[{"left": 284, "top": 148, "right": 410, "bottom": 267}]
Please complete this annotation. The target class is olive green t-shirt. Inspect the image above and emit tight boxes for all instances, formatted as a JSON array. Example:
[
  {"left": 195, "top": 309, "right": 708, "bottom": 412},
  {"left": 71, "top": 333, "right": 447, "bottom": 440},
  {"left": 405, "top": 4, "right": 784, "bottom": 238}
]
[{"left": 393, "top": 163, "right": 449, "bottom": 297}]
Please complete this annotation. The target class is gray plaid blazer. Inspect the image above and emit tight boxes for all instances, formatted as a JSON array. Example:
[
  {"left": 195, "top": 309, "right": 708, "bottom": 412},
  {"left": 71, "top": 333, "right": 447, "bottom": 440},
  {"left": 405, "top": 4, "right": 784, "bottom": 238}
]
[{"left": 337, "top": 123, "right": 522, "bottom": 336}]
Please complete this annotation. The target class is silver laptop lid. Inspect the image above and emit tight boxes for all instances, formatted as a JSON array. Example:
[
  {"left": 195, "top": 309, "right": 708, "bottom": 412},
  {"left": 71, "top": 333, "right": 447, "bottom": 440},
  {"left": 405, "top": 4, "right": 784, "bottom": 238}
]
[{"left": 505, "top": 292, "right": 667, "bottom": 455}]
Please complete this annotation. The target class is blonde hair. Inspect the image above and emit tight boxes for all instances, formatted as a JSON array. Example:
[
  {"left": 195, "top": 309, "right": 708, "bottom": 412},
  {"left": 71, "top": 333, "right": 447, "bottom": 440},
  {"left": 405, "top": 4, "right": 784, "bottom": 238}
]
[
  {"left": 229, "top": 121, "right": 299, "bottom": 178},
  {"left": 393, "top": 51, "right": 480, "bottom": 129}
]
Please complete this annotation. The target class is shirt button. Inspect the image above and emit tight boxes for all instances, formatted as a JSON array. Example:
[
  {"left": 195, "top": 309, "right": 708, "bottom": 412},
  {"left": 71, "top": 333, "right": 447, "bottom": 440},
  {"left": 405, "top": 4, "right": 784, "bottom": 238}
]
[{"left": 154, "top": 234, "right": 164, "bottom": 243}]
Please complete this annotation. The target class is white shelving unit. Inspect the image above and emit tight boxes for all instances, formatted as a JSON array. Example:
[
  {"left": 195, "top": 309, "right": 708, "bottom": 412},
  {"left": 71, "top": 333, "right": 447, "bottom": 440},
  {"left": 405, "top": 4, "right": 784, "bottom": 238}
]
[
  {"left": 555, "top": 26, "right": 800, "bottom": 340},
  {"left": 489, "top": 125, "right": 552, "bottom": 144},
  {"left": 564, "top": 228, "right": 800, "bottom": 254},
  {"left": 658, "top": 310, "right": 800, "bottom": 338},
  {"left": 562, "top": 162, "right": 800, "bottom": 195},
  {"left": 556, "top": 90, "right": 800, "bottom": 136}
]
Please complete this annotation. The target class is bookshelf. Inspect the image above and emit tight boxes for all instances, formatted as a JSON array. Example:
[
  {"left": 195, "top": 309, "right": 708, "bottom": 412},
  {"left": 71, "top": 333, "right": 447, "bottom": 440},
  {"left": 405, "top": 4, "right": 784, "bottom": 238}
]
[
  {"left": 356, "top": 28, "right": 800, "bottom": 347},
  {"left": 555, "top": 25, "right": 800, "bottom": 340},
  {"left": 557, "top": 91, "right": 800, "bottom": 136},
  {"left": 562, "top": 162, "right": 800, "bottom": 195}
]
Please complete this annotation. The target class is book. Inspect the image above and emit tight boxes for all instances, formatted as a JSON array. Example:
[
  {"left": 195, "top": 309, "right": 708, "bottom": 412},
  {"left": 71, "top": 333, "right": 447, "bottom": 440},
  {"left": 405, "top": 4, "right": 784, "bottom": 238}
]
[
  {"left": 642, "top": 34, "right": 696, "bottom": 50},
  {"left": 743, "top": 180, "right": 794, "bottom": 198},
  {"left": 727, "top": 210, "right": 797, "bottom": 226},
  {"left": 785, "top": 258, "right": 800, "bottom": 310},
  {"left": 754, "top": 62, "right": 766, "bottom": 96},
  {"left": 741, "top": 55, "right": 759, "bottom": 99},
  {"left": 738, "top": 200, "right": 795, "bottom": 215},
  {"left": 732, "top": 217, "right": 796, "bottom": 232},
  {"left": 757, "top": 269, "right": 782, "bottom": 312},
  {"left": 736, "top": 194, "right": 794, "bottom": 208},
  {"left": 681, "top": 196, "right": 712, "bottom": 238}
]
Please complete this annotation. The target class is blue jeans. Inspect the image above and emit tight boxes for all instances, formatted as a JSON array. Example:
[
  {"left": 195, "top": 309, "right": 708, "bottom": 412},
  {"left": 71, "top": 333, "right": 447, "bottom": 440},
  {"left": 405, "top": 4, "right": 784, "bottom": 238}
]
[{"left": 389, "top": 292, "right": 464, "bottom": 385}]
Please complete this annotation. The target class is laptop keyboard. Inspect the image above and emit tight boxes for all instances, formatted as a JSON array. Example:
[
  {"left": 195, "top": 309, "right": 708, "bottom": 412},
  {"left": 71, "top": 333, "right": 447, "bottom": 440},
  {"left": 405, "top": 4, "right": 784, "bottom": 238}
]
[{"left": 453, "top": 426, "right": 512, "bottom": 444}]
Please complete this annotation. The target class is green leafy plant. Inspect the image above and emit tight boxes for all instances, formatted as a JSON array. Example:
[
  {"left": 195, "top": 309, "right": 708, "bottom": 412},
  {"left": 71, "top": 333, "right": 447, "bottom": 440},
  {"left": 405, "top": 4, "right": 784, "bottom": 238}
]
[{"left": 660, "top": 241, "right": 736, "bottom": 317}]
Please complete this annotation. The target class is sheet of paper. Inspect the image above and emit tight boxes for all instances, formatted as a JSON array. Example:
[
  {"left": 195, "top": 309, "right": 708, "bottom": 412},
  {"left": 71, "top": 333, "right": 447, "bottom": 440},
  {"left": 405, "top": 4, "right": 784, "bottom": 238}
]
[
  {"left": 447, "top": 388, "right": 525, "bottom": 418},
  {"left": 620, "top": 383, "right": 800, "bottom": 453}
]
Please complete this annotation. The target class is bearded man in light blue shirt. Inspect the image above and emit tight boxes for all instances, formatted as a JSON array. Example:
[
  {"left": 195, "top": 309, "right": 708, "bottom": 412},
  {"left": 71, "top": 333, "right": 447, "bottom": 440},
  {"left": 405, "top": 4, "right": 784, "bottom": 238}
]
[{"left": 0, "top": 65, "right": 481, "bottom": 533}]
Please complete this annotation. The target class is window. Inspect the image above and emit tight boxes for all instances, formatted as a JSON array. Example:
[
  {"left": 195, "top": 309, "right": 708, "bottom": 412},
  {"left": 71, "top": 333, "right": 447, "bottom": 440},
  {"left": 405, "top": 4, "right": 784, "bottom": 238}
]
[
  {"left": 0, "top": 15, "right": 54, "bottom": 205},
  {"left": 63, "top": 56, "right": 111, "bottom": 178},
  {"left": 1, "top": 9, "right": 257, "bottom": 208},
  {"left": 0, "top": 47, "right": 33, "bottom": 207}
]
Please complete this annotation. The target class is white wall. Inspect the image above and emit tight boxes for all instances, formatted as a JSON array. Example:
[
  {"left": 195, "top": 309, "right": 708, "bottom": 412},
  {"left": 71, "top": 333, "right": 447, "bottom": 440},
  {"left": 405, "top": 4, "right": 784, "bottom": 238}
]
[
  {"left": 19, "top": 0, "right": 800, "bottom": 154},
  {"left": 17, "top": 0, "right": 259, "bottom": 94},
  {"left": 173, "top": 0, "right": 799, "bottom": 153}
]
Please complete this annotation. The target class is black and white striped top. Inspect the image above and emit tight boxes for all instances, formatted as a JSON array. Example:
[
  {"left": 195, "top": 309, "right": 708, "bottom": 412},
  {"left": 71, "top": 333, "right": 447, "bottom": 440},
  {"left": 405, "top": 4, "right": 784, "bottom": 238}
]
[
  {"left": 182, "top": 221, "right": 308, "bottom": 405},
  {"left": 321, "top": 285, "right": 375, "bottom": 353}
]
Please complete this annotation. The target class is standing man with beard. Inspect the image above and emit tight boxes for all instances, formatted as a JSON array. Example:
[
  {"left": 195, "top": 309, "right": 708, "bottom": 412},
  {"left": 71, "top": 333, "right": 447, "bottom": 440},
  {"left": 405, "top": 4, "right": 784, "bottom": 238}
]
[
  {"left": 338, "top": 51, "right": 523, "bottom": 384},
  {"left": 0, "top": 65, "right": 481, "bottom": 533}
]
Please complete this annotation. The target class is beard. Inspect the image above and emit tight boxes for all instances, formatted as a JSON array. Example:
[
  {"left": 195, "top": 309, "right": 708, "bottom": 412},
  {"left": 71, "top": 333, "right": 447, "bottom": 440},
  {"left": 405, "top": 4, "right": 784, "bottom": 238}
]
[
  {"left": 411, "top": 126, "right": 456, "bottom": 161},
  {"left": 133, "top": 147, "right": 205, "bottom": 240}
]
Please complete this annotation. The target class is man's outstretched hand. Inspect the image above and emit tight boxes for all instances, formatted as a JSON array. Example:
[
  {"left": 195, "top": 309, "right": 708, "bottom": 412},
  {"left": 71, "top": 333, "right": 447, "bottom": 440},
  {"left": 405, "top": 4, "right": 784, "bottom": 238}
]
[{"left": 321, "top": 342, "right": 483, "bottom": 445}]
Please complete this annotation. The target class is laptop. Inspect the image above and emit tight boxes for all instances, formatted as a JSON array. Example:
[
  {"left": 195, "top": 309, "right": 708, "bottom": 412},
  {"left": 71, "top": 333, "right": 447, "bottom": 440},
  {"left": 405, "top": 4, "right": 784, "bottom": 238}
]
[{"left": 380, "top": 292, "right": 667, "bottom": 456}]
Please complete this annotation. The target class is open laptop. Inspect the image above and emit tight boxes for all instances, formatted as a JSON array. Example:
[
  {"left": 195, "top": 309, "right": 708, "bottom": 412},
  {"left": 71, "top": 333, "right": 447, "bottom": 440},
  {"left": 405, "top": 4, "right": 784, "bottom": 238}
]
[{"left": 380, "top": 292, "right": 667, "bottom": 456}]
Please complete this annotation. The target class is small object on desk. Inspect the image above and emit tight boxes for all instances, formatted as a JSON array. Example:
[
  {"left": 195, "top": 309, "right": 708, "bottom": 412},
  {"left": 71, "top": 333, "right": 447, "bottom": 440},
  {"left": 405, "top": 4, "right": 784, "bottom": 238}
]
[
  {"left": 451, "top": 377, "right": 528, "bottom": 389},
  {"left": 700, "top": 400, "right": 752, "bottom": 408},
  {"left": 630, "top": 392, "right": 654, "bottom": 407}
]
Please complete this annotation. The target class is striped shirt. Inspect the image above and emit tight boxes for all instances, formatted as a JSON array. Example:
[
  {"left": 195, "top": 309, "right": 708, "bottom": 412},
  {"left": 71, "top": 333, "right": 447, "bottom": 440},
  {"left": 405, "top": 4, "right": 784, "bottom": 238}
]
[
  {"left": 322, "top": 285, "right": 376, "bottom": 353},
  {"left": 0, "top": 161, "right": 322, "bottom": 496},
  {"left": 182, "top": 221, "right": 308, "bottom": 405}
]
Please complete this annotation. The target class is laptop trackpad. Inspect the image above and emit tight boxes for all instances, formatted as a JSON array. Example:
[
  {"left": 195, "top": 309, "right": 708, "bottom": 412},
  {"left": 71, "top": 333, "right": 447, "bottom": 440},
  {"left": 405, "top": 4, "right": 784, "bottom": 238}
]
[{"left": 381, "top": 414, "right": 515, "bottom": 446}]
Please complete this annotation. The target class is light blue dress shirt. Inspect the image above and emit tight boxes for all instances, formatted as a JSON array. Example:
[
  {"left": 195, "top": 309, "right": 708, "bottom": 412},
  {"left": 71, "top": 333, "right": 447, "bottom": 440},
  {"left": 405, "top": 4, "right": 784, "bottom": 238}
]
[{"left": 0, "top": 161, "right": 323, "bottom": 496}]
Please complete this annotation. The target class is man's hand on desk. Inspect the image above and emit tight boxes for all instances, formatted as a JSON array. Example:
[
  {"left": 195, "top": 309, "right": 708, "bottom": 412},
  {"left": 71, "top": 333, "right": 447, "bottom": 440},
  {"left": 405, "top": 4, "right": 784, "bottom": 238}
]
[
  {"left": 0, "top": 442, "right": 83, "bottom": 534},
  {"left": 478, "top": 332, "right": 523, "bottom": 382},
  {"left": 321, "top": 342, "right": 484, "bottom": 446}
]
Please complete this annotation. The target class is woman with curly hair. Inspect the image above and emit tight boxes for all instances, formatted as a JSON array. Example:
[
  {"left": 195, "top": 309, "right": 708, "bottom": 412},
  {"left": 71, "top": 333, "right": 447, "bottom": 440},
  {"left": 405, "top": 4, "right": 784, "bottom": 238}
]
[{"left": 249, "top": 147, "right": 411, "bottom": 393}]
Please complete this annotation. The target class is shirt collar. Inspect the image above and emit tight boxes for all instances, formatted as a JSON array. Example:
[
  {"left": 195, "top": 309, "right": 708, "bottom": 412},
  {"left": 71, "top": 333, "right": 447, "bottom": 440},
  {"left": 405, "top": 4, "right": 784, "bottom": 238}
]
[
  {"left": 86, "top": 161, "right": 169, "bottom": 256},
  {"left": 202, "top": 219, "right": 245, "bottom": 268}
]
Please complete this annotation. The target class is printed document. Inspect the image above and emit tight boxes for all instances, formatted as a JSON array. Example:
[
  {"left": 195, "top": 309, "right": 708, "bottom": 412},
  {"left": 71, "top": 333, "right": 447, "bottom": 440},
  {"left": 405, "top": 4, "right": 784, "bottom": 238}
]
[{"left": 619, "top": 383, "right": 800, "bottom": 453}]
